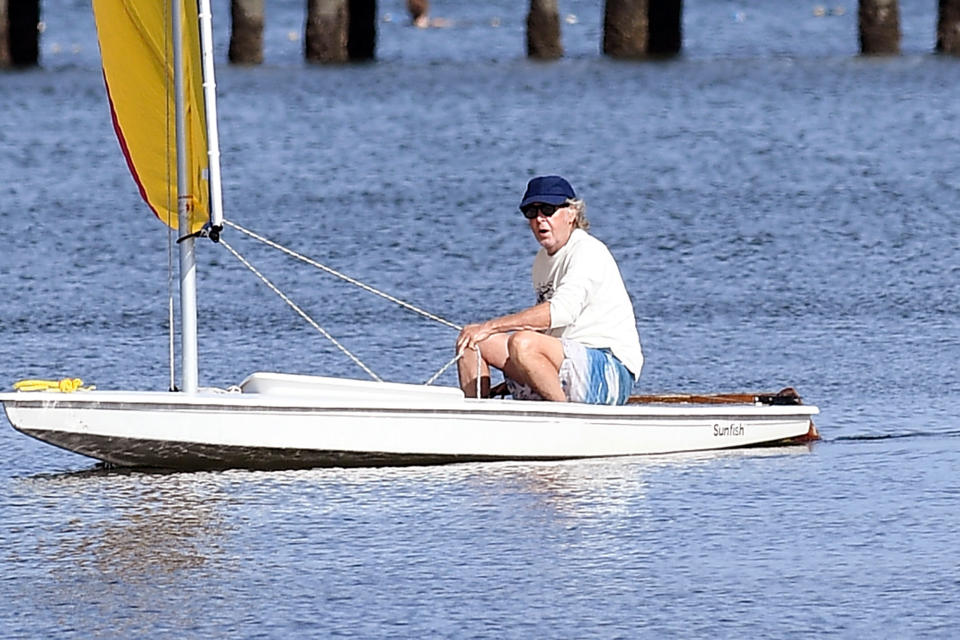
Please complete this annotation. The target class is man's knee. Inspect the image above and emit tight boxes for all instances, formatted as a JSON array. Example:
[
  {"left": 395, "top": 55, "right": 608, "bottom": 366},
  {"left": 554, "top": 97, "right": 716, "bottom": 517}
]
[{"left": 507, "top": 331, "right": 541, "bottom": 360}]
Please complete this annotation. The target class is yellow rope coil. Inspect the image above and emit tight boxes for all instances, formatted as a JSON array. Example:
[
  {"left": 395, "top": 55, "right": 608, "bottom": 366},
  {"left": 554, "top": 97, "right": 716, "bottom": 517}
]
[{"left": 13, "top": 378, "right": 95, "bottom": 393}]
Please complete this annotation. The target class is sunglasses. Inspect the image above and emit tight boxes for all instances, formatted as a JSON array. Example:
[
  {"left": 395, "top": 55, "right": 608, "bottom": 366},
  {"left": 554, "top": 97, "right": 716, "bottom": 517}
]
[{"left": 521, "top": 203, "right": 566, "bottom": 219}]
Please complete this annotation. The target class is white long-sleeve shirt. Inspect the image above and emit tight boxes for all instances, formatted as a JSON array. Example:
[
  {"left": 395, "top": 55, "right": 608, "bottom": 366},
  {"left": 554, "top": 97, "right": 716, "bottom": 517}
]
[{"left": 532, "top": 229, "right": 644, "bottom": 378}]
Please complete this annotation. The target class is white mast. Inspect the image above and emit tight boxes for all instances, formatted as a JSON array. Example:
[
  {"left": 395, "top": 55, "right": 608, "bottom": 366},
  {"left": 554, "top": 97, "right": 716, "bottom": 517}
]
[
  {"left": 197, "top": 0, "right": 225, "bottom": 231},
  {"left": 173, "top": 0, "right": 199, "bottom": 392}
]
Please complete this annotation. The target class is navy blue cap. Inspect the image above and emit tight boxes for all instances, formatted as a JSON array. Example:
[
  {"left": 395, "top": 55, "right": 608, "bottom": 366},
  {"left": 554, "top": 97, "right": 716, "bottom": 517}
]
[{"left": 519, "top": 175, "right": 576, "bottom": 209}]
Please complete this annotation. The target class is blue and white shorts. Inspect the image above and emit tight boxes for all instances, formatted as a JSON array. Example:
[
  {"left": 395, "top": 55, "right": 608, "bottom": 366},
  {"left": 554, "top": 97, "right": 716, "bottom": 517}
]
[{"left": 506, "top": 338, "right": 634, "bottom": 405}]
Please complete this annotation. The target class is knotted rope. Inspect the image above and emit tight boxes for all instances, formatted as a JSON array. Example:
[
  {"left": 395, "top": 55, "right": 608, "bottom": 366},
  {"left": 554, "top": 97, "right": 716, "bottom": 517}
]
[{"left": 14, "top": 378, "right": 95, "bottom": 392}]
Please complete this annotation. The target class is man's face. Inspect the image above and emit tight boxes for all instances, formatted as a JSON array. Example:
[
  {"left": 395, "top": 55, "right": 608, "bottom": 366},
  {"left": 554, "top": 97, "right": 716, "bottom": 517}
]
[{"left": 523, "top": 203, "right": 575, "bottom": 255}]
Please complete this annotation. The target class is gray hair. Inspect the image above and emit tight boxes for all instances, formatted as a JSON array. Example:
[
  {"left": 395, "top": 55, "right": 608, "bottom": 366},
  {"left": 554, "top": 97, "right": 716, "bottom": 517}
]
[{"left": 566, "top": 198, "right": 589, "bottom": 231}]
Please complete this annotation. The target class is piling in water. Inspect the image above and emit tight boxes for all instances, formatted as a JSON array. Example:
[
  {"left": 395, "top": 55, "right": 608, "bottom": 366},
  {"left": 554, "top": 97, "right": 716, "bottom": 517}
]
[
  {"left": 0, "top": 0, "right": 9, "bottom": 68},
  {"left": 347, "top": 0, "right": 376, "bottom": 60},
  {"left": 3, "top": 0, "right": 39, "bottom": 67},
  {"left": 859, "top": 0, "right": 901, "bottom": 55},
  {"left": 306, "top": 0, "right": 349, "bottom": 63},
  {"left": 229, "top": 0, "right": 264, "bottom": 65},
  {"left": 603, "top": 0, "right": 648, "bottom": 58},
  {"left": 648, "top": 0, "right": 682, "bottom": 55},
  {"left": 527, "top": 0, "right": 563, "bottom": 59},
  {"left": 938, "top": 0, "right": 960, "bottom": 54}
]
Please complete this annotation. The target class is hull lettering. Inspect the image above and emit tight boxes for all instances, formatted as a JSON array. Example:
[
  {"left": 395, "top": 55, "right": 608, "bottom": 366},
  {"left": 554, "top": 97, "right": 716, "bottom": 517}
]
[{"left": 713, "top": 422, "right": 744, "bottom": 437}]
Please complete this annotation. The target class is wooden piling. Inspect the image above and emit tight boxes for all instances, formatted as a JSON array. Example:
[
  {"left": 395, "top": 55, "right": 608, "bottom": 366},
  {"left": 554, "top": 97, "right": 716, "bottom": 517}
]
[
  {"left": 305, "top": 0, "right": 349, "bottom": 63},
  {"left": 648, "top": 0, "right": 683, "bottom": 55},
  {"left": 527, "top": 0, "right": 563, "bottom": 59},
  {"left": 938, "top": 0, "right": 960, "bottom": 54},
  {"left": 859, "top": 0, "right": 901, "bottom": 55},
  {"left": 6, "top": 0, "right": 40, "bottom": 67},
  {"left": 347, "top": 0, "right": 376, "bottom": 61},
  {"left": 0, "top": 0, "right": 10, "bottom": 68},
  {"left": 229, "top": 0, "right": 264, "bottom": 64},
  {"left": 603, "top": 0, "right": 648, "bottom": 58}
]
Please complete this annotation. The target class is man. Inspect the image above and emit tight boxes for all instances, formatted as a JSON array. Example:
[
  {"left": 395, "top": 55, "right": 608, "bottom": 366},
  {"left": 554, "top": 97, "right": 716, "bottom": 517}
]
[{"left": 456, "top": 175, "right": 643, "bottom": 404}]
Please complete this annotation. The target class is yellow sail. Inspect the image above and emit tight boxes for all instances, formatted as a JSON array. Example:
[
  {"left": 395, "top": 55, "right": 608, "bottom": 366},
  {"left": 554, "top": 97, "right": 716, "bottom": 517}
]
[{"left": 92, "top": 0, "right": 209, "bottom": 233}]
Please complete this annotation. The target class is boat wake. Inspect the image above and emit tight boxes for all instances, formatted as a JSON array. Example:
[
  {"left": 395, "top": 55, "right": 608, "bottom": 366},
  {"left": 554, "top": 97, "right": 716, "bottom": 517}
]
[{"left": 833, "top": 428, "right": 960, "bottom": 442}]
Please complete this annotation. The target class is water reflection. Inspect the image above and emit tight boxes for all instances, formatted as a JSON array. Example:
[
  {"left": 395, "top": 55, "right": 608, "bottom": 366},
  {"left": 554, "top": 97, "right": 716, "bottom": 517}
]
[
  {"left": 22, "top": 469, "right": 226, "bottom": 572},
  {"left": 1, "top": 444, "right": 821, "bottom": 637},
  {"left": 10, "top": 469, "right": 231, "bottom": 636},
  {"left": 232, "top": 444, "right": 817, "bottom": 524},
  {"left": 470, "top": 445, "right": 814, "bottom": 516}
]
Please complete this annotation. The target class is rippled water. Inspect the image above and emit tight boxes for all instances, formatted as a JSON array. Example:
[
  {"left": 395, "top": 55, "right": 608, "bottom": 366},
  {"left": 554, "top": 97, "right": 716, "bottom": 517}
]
[{"left": 1, "top": 0, "right": 959, "bottom": 637}]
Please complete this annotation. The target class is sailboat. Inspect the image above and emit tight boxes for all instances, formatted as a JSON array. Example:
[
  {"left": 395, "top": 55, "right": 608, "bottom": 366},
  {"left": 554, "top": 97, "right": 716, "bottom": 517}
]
[{"left": 0, "top": 1, "right": 819, "bottom": 471}]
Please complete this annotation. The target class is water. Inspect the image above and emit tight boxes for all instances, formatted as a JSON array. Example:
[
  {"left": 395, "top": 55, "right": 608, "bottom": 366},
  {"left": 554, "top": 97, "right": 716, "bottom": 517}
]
[{"left": 2, "top": 0, "right": 959, "bottom": 637}]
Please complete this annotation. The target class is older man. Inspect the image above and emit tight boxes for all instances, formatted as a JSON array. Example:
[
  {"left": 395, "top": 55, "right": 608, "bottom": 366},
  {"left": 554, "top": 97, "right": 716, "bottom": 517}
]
[{"left": 456, "top": 175, "right": 643, "bottom": 404}]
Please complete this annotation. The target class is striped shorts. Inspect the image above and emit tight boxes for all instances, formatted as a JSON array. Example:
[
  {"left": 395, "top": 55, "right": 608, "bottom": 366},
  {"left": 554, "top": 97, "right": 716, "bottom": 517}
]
[{"left": 506, "top": 338, "right": 634, "bottom": 405}]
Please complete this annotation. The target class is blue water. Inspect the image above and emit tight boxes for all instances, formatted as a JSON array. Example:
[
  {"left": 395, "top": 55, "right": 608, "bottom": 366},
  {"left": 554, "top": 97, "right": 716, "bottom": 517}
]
[{"left": 2, "top": 0, "right": 959, "bottom": 637}]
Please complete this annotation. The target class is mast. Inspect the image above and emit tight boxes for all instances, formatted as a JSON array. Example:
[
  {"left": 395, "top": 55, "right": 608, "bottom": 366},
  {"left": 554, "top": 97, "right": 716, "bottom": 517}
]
[
  {"left": 173, "top": 0, "right": 199, "bottom": 392},
  {"left": 172, "top": 0, "right": 225, "bottom": 392},
  {"left": 197, "top": 0, "right": 225, "bottom": 232}
]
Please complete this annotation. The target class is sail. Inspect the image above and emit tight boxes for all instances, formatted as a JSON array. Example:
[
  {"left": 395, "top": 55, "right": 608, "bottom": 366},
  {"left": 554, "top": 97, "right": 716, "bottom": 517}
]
[{"left": 92, "top": 0, "right": 209, "bottom": 233}]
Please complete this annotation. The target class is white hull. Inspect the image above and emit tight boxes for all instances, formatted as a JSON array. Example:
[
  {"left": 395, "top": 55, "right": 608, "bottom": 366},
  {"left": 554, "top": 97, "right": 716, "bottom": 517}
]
[{"left": 0, "top": 373, "right": 818, "bottom": 470}]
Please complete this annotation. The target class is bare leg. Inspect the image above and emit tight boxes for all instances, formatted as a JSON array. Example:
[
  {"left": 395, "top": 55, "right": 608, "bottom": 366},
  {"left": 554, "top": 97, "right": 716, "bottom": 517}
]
[
  {"left": 506, "top": 331, "right": 567, "bottom": 401},
  {"left": 458, "top": 333, "right": 510, "bottom": 397}
]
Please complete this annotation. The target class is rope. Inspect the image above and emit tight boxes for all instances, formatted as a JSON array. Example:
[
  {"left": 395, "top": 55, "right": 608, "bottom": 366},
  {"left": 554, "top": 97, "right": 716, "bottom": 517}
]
[
  {"left": 223, "top": 220, "right": 462, "bottom": 331},
  {"left": 220, "top": 239, "right": 382, "bottom": 382},
  {"left": 218, "top": 220, "right": 482, "bottom": 388},
  {"left": 476, "top": 345, "right": 481, "bottom": 398},
  {"left": 422, "top": 346, "right": 480, "bottom": 395},
  {"left": 14, "top": 378, "right": 95, "bottom": 393},
  {"left": 424, "top": 351, "right": 462, "bottom": 386}
]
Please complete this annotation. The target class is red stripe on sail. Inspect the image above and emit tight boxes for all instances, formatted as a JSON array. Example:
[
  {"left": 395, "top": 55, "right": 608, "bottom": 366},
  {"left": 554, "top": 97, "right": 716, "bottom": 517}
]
[{"left": 102, "top": 70, "right": 165, "bottom": 224}]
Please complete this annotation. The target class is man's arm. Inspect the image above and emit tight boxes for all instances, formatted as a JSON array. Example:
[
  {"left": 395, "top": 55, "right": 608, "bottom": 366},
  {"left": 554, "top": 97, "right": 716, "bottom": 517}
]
[{"left": 456, "top": 302, "right": 551, "bottom": 353}]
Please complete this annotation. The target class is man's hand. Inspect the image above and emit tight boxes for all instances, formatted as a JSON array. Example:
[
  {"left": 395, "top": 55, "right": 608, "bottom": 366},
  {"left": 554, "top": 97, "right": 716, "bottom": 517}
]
[
  {"left": 456, "top": 304, "right": 552, "bottom": 355},
  {"left": 456, "top": 322, "right": 494, "bottom": 354}
]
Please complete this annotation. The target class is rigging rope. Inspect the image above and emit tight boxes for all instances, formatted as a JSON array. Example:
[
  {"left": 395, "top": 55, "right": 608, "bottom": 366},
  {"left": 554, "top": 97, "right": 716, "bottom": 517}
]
[
  {"left": 218, "top": 221, "right": 482, "bottom": 387},
  {"left": 220, "top": 239, "right": 383, "bottom": 382},
  {"left": 423, "top": 352, "right": 461, "bottom": 386},
  {"left": 223, "top": 220, "right": 462, "bottom": 331}
]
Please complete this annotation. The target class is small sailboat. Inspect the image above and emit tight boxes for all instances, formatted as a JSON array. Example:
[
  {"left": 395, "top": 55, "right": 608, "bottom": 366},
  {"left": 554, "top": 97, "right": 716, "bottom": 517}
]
[{"left": 0, "top": 1, "right": 818, "bottom": 471}]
